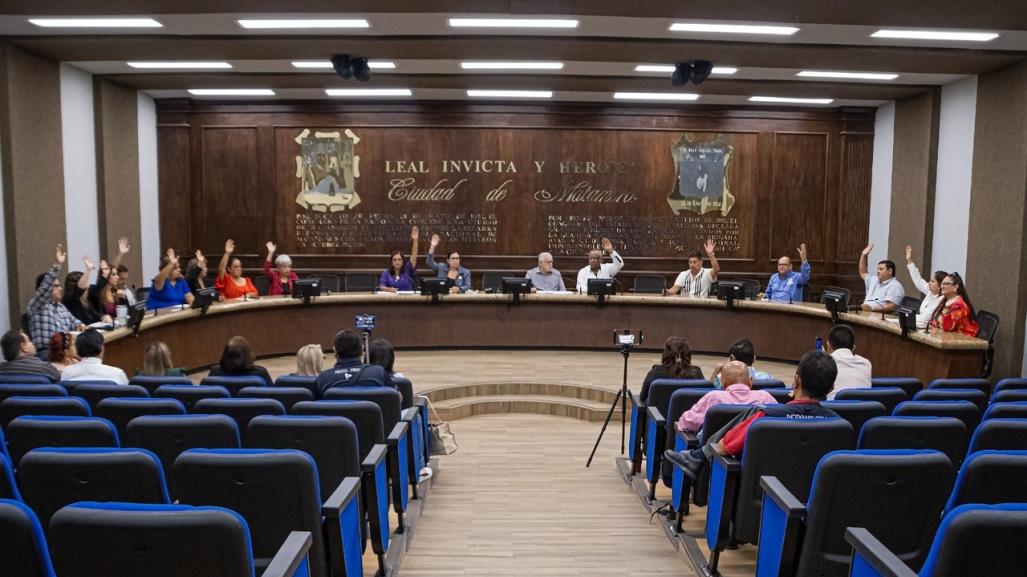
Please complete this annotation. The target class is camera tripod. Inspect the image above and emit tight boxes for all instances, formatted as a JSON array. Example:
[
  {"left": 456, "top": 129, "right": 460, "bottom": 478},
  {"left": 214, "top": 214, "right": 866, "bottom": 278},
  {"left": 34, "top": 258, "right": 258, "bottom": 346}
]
[{"left": 586, "top": 343, "right": 633, "bottom": 467}]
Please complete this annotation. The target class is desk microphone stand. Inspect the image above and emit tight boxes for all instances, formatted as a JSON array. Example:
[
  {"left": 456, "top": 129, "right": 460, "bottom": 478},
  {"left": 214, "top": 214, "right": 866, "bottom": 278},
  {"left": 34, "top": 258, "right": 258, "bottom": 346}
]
[{"left": 586, "top": 339, "right": 636, "bottom": 467}]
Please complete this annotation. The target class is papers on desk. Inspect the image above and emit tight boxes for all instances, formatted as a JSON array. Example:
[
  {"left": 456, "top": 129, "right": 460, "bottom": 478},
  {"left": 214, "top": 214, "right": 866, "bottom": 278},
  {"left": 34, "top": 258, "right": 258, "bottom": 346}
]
[
  {"left": 396, "top": 291, "right": 416, "bottom": 295},
  {"left": 537, "top": 290, "right": 573, "bottom": 295}
]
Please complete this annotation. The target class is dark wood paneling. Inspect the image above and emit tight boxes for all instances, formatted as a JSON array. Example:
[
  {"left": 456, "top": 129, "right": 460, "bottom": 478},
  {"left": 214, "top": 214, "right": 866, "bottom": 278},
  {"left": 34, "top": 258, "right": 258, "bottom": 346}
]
[
  {"left": 200, "top": 126, "right": 266, "bottom": 251},
  {"left": 157, "top": 126, "right": 192, "bottom": 255},
  {"left": 836, "top": 134, "right": 874, "bottom": 262},
  {"left": 769, "top": 132, "right": 829, "bottom": 261}
]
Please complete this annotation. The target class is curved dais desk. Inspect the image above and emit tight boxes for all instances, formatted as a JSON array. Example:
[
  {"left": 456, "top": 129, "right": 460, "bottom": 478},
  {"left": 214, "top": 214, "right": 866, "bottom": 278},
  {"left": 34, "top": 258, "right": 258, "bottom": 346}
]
[{"left": 102, "top": 293, "right": 986, "bottom": 385}]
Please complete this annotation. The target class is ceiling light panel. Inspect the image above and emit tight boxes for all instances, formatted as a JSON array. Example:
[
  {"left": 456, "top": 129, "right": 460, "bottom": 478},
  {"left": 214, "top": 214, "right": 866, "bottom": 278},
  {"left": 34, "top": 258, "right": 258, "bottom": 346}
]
[
  {"left": 670, "top": 22, "right": 798, "bottom": 35},
  {"left": 237, "top": 19, "right": 369, "bottom": 29},
  {"left": 467, "top": 90, "right": 553, "bottom": 98},
  {"left": 749, "top": 96, "right": 833, "bottom": 104},
  {"left": 460, "top": 61, "right": 564, "bottom": 70},
  {"left": 871, "top": 29, "right": 998, "bottom": 42},
  {"left": 448, "top": 18, "right": 578, "bottom": 28},
  {"left": 797, "top": 70, "right": 898, "bottom": 80},
  {"left": 128, "top": 61, "right": 232, "bottom": 69},
  {"left": 28, "top": 18, "right": 162, "bottom": 28},
  {"left": 325, "top": 88, "right": 412, "bottom": 96},
  {"left": 188, "top": 89, "right": 275, "bottom": 96},
  {"left": 635, "top": 64, "right": 737, "bottom": 74},
  {"left": 292, "top": 60, "right": 396, "bottom": 69},
  {"left": 614, "top": 92, "right": 700, "bottom": 101}
]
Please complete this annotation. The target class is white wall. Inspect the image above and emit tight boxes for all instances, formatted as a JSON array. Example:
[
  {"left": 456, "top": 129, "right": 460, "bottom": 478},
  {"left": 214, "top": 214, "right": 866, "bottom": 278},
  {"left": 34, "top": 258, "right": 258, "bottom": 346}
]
[
  {"left": 868, "top": 102, "right": 896, "bottom": 259},
  {"left": 0, "top": 136, "right": 9, "bottom": 332},
  {"left": 59, "top": 64, "right": 100, "bottom": 273},
  {"left": 137, "top": 92, "right": 160, "bottom": 284},
  {"left": 931, "top": 76, "right": 977, "bottom": 276}
]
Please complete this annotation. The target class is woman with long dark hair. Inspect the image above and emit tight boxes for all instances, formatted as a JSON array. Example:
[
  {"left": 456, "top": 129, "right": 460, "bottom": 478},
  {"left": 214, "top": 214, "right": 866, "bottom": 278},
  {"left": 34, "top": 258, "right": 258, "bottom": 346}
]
[
  {"left": 904, "top": 245, "right": 946, "bottom": 329},
  {"left": 208, "top": 335, "right": 272, "bottom": 385},
  {"left": 639, "top": 336, "right": 704, "bottom": 403},
  {"left": 931, "top": 272, "right": 980, "bottom": 337},
  {"left": 379, "top": 226, "right": 420, "bottom": 292},
  {"left": 426, "top": 233, "right": 471, "bottom": 293}
]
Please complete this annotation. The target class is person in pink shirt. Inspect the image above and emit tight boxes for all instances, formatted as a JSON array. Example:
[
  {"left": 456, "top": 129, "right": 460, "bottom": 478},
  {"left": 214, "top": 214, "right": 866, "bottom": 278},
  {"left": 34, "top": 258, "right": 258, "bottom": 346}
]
[{"left": 676, "top": 360, "right": 778, "bottom": 433}]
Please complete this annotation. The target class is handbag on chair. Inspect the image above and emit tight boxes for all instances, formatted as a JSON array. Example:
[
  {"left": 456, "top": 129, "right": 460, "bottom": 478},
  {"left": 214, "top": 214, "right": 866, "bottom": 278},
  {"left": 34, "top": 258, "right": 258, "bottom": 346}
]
[{"left": 423, "top": 396, "right": 458, "bottom": 455}]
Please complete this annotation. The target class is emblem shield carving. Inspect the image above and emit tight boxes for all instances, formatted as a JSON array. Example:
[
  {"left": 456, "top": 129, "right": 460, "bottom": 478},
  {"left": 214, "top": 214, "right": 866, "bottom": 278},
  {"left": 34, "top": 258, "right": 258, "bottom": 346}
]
[
  {"left": 295, "top": 128, "right": 362, "bottom": 212},
  {"left": 668, "top": 134, "right": 734, "bottom": 216}
]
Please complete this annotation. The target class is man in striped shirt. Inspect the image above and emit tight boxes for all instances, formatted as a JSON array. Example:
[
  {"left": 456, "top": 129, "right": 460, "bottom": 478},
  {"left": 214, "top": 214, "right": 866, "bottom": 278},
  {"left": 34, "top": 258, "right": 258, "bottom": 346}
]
[{"left": 667, "top": 239, "right": 720, "bottom": 298}]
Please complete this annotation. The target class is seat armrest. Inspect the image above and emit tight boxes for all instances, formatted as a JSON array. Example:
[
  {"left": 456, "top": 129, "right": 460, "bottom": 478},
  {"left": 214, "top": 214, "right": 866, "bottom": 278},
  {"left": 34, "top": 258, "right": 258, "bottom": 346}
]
[
  {"left": 400, "top": 407, "right": 418, "bottom": 423},
  {"left": 712, "top": 451, "right": 741, "bottom": 472},
  {"left": 361, "top": 444, "right": 387, "bottom": 471},
  {"left": 262, "top": 531, "right": 313, "bottom": 577},
  {"left": 323, "top": 476, "right": 361, "bottom": 517},
  {"left": 679, "top": 429, "right": 699, "bottom": 448},
  {"left": 755, "top": 477, "right": 808, "bottom": 577},
  {"left": 387, "top": 421, "right": 408, "bottom": 444},
  {"left": 759, "top": 476, "right": 806, "bottom": 518},
  {"left": 647, "top": 405, "right": 666, "bottom": 426},
  {"left": 706, "top": 452, "right": 742, "bottom": 551},
  {"left": 844, "top": 528, "right": 918, "bottom": 577}
]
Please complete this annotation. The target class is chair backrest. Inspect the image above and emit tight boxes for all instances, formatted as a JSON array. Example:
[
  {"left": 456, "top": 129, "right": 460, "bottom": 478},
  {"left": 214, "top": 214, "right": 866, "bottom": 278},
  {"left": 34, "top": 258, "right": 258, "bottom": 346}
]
[
  {"left": 820, "top": 285, "right": 851, "bottom": 307},
  {"left": 1, "top": 453, "right": 22, "bottom": 500},
  {"left": 0, "top": 396, "right": 91, "bottom": 427},
  {"left": 944, "top": 450, "right": 1027, "bottom": 515},
  {"left": 6, "top": 416, "right": 119, "bottom": 465},
  {"left": 391, "top": 376, "right": 414, "bottom": 409},
  {"left": 153, "top": 384, "right": 231, "bottom": 409},
  {"left": 928, "top": 378, "right": 991, "bottom": 395},
  {"left": 975, "top": 310, "right": 999, "bottom": 342},
  {"left": 481, "top": 272, "right": 505, "bottom": 292},
  {"left": 292, "top": 400, "right": 384, "bottom": 461},
  {"left": 994, "top": 378, "right": 1027, "bottom": 393},
  {"left": 70, "top": 384, "right": 149, "bottom": 411},
  {"left": 893, "top": 400, "right": 981, "bottom": 434},
  {"left": 344, "top": 272, "right": 376, "bottom": 292},
  {"left": 821, "top": 400, "right": 887, "bottom": 443},
  {"left": 322, "top": 387, "right": 402, "bottom": 432},
  {"left": 0, "top": 384, "right": 67, "bottom": 403},
  {"left": 0, "top": 373, "right": 53, "bottom": 384},
  {"left": 0, "top": 498, "right": 55, "bottom": 577},
  {"left": 48, "top": 502, "right": 263, "bottom": 577},
  {"left": 764, "top": 388, "right": 794, "bottom": 404},
  {"left": 647, "top": 379, "right": 714, "bottom": 413},
  {"left": 18, "top": 447, "right": 169, "bottom": 527},
  {"left": 174, "top": 448, "right": 327, "bottom": 577},
  {"left": 917, "top": 503, "right": 1027, "bottom": 577},
  {"left": 192, "top": 398, "right": 286, "bottom": 441},
  {"left": 311, "top": 273, "right": 340, "bottom": 293},
  {"left": 983, "top": 401, "right": 1027, "bottom": 420},
  {"left": 128, "top": 375, "right": 193, "bottom": 395},
  {"left": 734, "top": 418, "right": 853, "bottom": 544},
  {"left": 991, "top": 389, "right": 1027, "bottom": 403},
  {"left": 199, "top": 376, "right": 268, "bottom": 396},
  {"left": 871, "top": 377, "right": 924, "bottom": 398},
  {"left": 237, "top": 386, "right": 314, "bottom": 411},
  {"left": 914, "top": 388, "right": 989, "bottom": 414},
  {"left": 633, "top": 274, "right": 666, "bottom": 294},
  {"left": 246, "top": 415, "right": 362, "bottom": 502},
  {"left": 737, "top": 278, "right": 760, "bottom": 299},
  {"left": 124, "top": 414, "right": 241, "bottom": 498},
  {"left": 751, "top": 379, "right": 786, "bottom": 390},
  {"left": 858, "top": 416, "right": 969, "bottom": 467},
  {"left": 274, "top": 374, "right": 319, "bottom": 397},
  {"left": 834, "top": 387, "right": 908, "bottom": 414},
  {"left": 967, "top": 418, "right": 1027, "bottom": 454},
  {"left": 253, "top": 275, "right": 269, "bottom": 295},
  {"left": 665, "top": 388, "right": 716, "bottom": 431},
  {"left": 60, "top": 379, "right": 119, "bottom": 392},
  {"left": 95, "top": 397, "right": 187, "bottom": 438},
  {"left": 796, "top": 450, "right": 954, "bottom": 577},
  {"left": 900, "top": 296, "right": 922, "bottom": 310}
]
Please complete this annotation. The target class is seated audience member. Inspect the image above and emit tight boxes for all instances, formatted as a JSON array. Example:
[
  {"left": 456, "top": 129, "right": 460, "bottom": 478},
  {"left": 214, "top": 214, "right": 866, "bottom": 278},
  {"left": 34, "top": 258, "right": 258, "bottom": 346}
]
[
  {"left": 295, "top": 344, "right": 324, "bottom": 377},
  {"left": 185, "top": 250, "right": 208, "bottom": 294},
  {"left": 369, "top": 338, "right": 408, "bottom": 388},
  {"left": 208, "top": 336, "right": 272, "bottom": 386},
  {"left": 139, "top": 341, "right": 185, "bottom": 377},
  {"left": 315, "top": 329, "right": 388, "bottom": 396},
  {"left": 666, "top": 239, "right": 719, "bottom": 298},
  {"left": 824, "top": 324, "right": 872, "bottom": 398},
  {"left": 640, "top": 336, "right": 704, "bottom": 403},
  {"left": 62, "top": 257, "right": 106, "bottom": 324},
  {"left": 575, "top": 237, "right": 624, "bottom": 293},
  {"left": 930, "top": 272, "right": 980, "bottom": 337},
  {"left": 379, "top": 227, "right": 420, "bottom": 293},
  {"left": 526, "top": 252, "right": 566, "bottom": 292},
  {"left": 711, "top": 339, "right": 773, "bottom": 388},
  {"left": 60, "top": 328, "right": 129, "bottom": 385},
  {"left": 49, "top": 332, "right": 78, "bottom": 373},
  {"left": 264, "top": 241, "right": 299, "bottom": 296},
  {"left": 29, "top": 245, "right": 87, "bottom": 355},
  {"left": 676, "top": 361, "right": 778, "bottom": 434},
  {"left": 859, "top": 243, "right": 905, "bottom": 312},
  {"left": 215, "top": 239, "right": 259, "bottom": 301},
  {"left": 426, "top": 233, "right": 472, "bottom": 293},
  {"left": 763, "top": 243, "right": 811, "bottom": 303},
  {"left": 904, "top": 245, "right": 946, "bottom": 329},
  {"left": 95, "top": 268, "right": 128, "bottom": 320},
  {"left": 664, "top": 351, "right": 839, "bottom": 471},
  {"left": 146, "top": 249, "right": 195, "bottom": 310},
  {"left": 0, "top": 330, "right": 61, "bottom": 381}
]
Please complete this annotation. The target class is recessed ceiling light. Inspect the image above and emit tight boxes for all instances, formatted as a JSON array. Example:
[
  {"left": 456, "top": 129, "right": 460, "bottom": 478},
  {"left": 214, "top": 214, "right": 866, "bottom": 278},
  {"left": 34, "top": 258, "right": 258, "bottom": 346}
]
[
  {"left": 467, "top": 90, "right": 553, "bottom": 98},
  {"left": 461, "top": 61, "right": 564, "bottom": 70},
  {"left": 237, "top": 19, "right": 369, "bottom": 29},
  {"left": 871, "top": 29, "right": 998, "bottom": 42},
  {"left": 614, "top": 92, "right": 700, "bottom": 101},
  {"left": 28, "top": 18, "right": 162, "bottom": 28},
  {"left": 448, "top": 18, "right": 578, "bottom": 29},
  {"left": 634, "top": 64, "right": 736, "bottom": 74},
  {"left": 325, "top": 88, "right": 412, "bottom": 97},
  {"left": 749, "top": 96, "right": 833, "bottom": 104},
  {"left": 128, "top": 61, "right": 232, "bottom": 69},
  {"left": 670, "top": 22, "right": 798, "bottom": 35},
  {"left": 188, "top": 89, "right": 275, "bottom": 96},
  {"left": 291, "top": 60, "right": 396, "bottom": 69},
  {"left": 797, "top": 70, "right": 898, "bottom": 80}
]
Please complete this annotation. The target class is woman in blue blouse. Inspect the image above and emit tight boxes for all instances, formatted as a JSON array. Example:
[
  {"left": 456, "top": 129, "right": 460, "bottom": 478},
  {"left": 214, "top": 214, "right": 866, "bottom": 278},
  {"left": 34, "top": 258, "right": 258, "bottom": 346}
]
[
  {"left": 426, "top": 233, "right": 472, "bottom": 293},
  {"left": 379, "top": 226, "right": 420, "bottom": 292}
]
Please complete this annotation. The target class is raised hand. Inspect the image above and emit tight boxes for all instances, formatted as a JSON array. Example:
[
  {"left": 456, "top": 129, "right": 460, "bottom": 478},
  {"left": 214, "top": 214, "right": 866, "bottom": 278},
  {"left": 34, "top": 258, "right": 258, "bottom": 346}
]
[
  {"left": 83, "top": 256, "right": 95, "bottom": 270},
  {"left": 224, "top": 239, "right": 235, "bottom": 254},
  {"left": 411, "top": 226, "right": 419, "bottom": 241},
  {"left": 704, "top": 238, "right": 716, "bottom": 256},
  {"left": 430, "top": 233, "right": 441, "bottom": 247},
  {"left": 861, "top": 243, "right": 874, "bottom": 257},
  {"left": 195, "top": 250, "right": 206, "bottom": 266},
  {"left": 904, "top": 244, "right": 913, "bottom": 263},
  {"left": 118, "top": 236, "right": 131, "bottom": 255},
  {"left": 601, "top": 238, "right": 614, "bottom": 253},
  {"left": 166, "top": 248, "right": 179, "bottom": 266},
  {"left": 266, "top": 241, "right": 276, "bottom": 255},
  {"left": 55, "top": 244, "right": 66, "bottom": 265},
  {"left": 797, "top": 243, "right": 808, "bottom": 262}
]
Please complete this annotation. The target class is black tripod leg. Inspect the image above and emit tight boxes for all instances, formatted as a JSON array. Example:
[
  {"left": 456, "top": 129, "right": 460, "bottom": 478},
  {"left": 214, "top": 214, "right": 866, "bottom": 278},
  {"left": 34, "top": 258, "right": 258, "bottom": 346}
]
[{"left": 586, "top": 387, "right": 623, "bottom": 467}]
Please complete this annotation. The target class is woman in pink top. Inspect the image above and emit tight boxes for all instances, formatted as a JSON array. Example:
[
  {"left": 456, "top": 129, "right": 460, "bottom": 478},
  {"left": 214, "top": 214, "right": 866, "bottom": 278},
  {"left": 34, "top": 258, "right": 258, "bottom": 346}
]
[
  {"left": 263, "top": 241, "right": 299, "bottom": 296},
  {"left": 676, "top": 361, "right": 778, "bottom": 433}
]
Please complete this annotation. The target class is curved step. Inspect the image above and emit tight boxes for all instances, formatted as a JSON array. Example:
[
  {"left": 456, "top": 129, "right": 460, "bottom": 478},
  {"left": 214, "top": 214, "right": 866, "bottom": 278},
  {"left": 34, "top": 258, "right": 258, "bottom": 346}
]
[
  {"left": 422, "top": 382, "right": 620, "bottom": 404},
  {"left": 429, "top": 394, "right": 627, "bottom": 422}
]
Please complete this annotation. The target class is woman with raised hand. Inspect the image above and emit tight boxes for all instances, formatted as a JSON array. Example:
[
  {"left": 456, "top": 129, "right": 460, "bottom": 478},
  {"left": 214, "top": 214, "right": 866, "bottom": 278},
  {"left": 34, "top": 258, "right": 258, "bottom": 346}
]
[
  {"left": 185, "top": 249, "right": 208, "bottom": 294},
  {"left": 263, "top": 241, "right": 299, "bottom": 296},
  {"left": 930, "top": 272, "right": 980, "bottom": 337},
  {"left": 215, "top": 239, "right": 259, "bottom": 301},
  {"left": 146, "top": 248, "right": 195, "bottom": 310},
  {"left": 904, "top": 245, "right": 946, "bottom": 329},
  {"left": 426, "top": 233, "right": 471, "bottom": 293},
  {"left": 379, "top": 226, "right": 420, "bottom": 293},
  {"left": 62, "top": 255, "right": 106, "bottom": 324}
]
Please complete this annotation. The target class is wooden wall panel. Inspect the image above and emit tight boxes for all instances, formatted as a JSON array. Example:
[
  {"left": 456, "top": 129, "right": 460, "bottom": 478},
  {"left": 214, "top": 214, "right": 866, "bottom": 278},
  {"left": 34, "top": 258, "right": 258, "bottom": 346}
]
[
  {"left": 156, "top": 126, "right": 191, "bottom": 255},
  {"left": 769, "top": 133, "right": 829, "bottom": 261},
  {"left": 200, "top": 127, "right": 265, "bottom": 251},
  {"left": 836, "top": 134, "right": 873, "bottom": 262}
]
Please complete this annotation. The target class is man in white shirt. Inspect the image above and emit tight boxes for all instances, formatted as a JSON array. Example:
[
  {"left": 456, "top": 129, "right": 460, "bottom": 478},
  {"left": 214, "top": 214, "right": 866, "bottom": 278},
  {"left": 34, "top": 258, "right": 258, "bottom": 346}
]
[
  {"left": 60, "top": 328, "right": 129, "bottom": 385},
  {"left": 667, "top": 239, "right": 719, "bottom": 298},
  {"left": 575, "top": 238, "right": 624, "bottom": 292},
  {"left": 824, "top": 324, "right": 871, "bottom": 399},
  {"left": 858, "top": 243, "right": 905, "bottom": 313}
]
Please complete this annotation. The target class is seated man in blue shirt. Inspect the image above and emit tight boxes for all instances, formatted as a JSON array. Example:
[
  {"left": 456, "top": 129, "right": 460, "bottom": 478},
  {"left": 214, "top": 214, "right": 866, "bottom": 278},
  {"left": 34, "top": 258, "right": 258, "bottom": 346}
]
[
  {"left": 316, "top": 329, "right": 388, "bottom": 397},
  {"left": 763, "top": 243, "right": 811, "bottom": 303}
]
